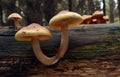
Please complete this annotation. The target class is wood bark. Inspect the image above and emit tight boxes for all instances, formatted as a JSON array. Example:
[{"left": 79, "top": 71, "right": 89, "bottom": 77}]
[
  {"left": 0, "top": 24, "right": 120, "bottom": 58},
  {"left": 109, "top": 0, "right": 115, "bottom": 23},
  {"left": 0, "top": 0, "right": 2, "bottom": 26},
  {"left": 118, "top": 0, "right": 120, "bottom": 20},
  {"left": 103, "top": 0, "right": 106, "bottom": 15},
  {"left": 68, "top": 0, "right": 73, "bottom": 11},
  {"left": 0, "top": 23, "right": 120, "bottom": 67}
]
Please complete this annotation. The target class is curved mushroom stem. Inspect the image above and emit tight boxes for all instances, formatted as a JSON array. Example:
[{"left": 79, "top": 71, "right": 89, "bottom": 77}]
[
  {"left": 56, "top": 26, "right": 68, "bottom": 58},
  {"left": 32, "top": 26, "right": 68, "bottom": 65},
  {"left": 32, "top": 36, "right": 59, "bottom": 65}
]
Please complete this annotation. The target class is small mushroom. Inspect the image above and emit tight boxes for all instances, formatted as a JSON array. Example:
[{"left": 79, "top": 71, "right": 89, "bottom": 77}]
[
  {"left": 81, "top": 15, "right": 92, "bottom": 24},
  {"left": 92, "top": 11, "right": 104, "bottom": 24},
  {"left": 103, "top": 16, "right": 109, "bottom": 21},
  {"left": 8, "top": 13, "right": 22, "bottom": 31},
  {"left": 49, "top": 10, "right": 83, "bottom": 58},
  {"left": 15, "top": 23, "right": 59, "bottom": 65},
  {"left": 89, "top": 19, "right": 97, "bottom": 24},
  {"left": 100, "top": 16, "right": 109, "bottom": 24}
]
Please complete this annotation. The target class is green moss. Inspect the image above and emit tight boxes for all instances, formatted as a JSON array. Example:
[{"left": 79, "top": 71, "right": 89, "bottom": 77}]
[{"left": 66, "top": 39, "right": 120, "bottom": 59}]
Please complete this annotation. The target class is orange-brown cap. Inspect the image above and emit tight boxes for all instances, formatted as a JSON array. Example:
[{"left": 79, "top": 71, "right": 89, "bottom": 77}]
[
  {"left": 49, "top": 10, "right": 83, "bottom": 29},
  {"left": 92, "top": 11, "right": 104, "bottom": 18},
  {"left": 100, "top": 16, "right": 109, "bottom": 24},
  {"left": 8, "top": 13, "right": 22, "bottom": 21},
  {"left": 81, "top": 15, "right": 92, "bottom": 24},
  {"left": 103, "top": 16, "right": 109, "bottom": 21},
  {"left": 15, "top": 23, "right": 52, "bottom": 41}
]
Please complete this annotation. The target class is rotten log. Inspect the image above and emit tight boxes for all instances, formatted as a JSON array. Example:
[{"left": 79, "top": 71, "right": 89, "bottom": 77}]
[{"left": 0, "top": 23, "right": 120, "bottom": 65}]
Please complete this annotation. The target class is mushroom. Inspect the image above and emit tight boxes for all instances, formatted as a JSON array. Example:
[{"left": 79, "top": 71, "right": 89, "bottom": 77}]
[
  {"left": 89, "top": 19, "right": 97, "bottom": 24},
  {"left": 100, "top": 16, "right": 109, "bottom": 24},
  {"left": 49, "top": 10, "right": 83, "bottom": 58},
  {"left": 92, "top": 11, "right": 104, "bottom": 24},
  {"left": 8, "top": 13, "right": 22, "bottom": 31},
  {"left": 15, "top": 23, "right": 59, "bottom": 65},
  {"left": 81, "top": 15, "right": 92, "bottom": 24}
]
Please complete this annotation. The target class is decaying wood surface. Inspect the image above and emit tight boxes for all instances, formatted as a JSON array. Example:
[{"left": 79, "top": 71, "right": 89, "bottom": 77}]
[
  {"left": 0, "top": 24, "right": 120, "bottom": 64},
  {"left": 0, "top": 24, "right": 120, "bottom": 57},
  {"left": 1, "top": 24, "right": 120, "bottom": 76}
]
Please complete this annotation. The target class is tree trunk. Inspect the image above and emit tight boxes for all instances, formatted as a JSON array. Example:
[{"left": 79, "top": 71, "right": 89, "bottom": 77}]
[
  {"left": 68, "top": 0, "right": 73, "bottom": 11},
  {"left": 103, "top": 0, "right": 106, "bottom": 15},
  {"left": 43, "top": 0, "right": 57, "bottom": 25},
  {"left": 0, "top": 0, "right": 2, "bottom": 26},
  {"left": 24, "top": 0, "right": 42, "bottom": 25},
  {"left": 94, "top": 0, "right": 101, "bottom": 11},
  {"left": 118, "top": 0, "right": 120, "bottom": 21},
  {"left": 88, "top": 0, "right": 94, "bottom": 14},
  {"left": 1, "top": 0, "right": 16, "bottom": 26},
  {"left": 76, "top": 0, "right": 85, "bottom": 15},
  {"left": 109, "top": 0, "right": 115, "bottom": 23}
]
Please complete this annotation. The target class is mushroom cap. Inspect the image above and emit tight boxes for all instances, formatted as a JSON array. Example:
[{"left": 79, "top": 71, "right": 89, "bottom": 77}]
[
  {"left": 81, "top": 15, "right": 92, "bottom": 24},
  {"left": 103, "top": 16, "right": 109, "bottom": 21},
  {"left": 100, "top": 16, "right": 109, "bottom": 23},
  {"left": 8, "top": 13, "right": 22, "bottom": 21},
  {"left": 92, "top": 11, "right": 104, "bottom": 18},
  {"left": 15, "top": 23, "right": 52, "bottom": 41},
  {"left": 49, "top": 10, "right": 83, "bottom": 29}
]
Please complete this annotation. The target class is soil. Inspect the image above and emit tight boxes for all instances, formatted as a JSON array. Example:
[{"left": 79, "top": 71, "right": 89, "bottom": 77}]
[{"left": 0, "top": 57, "right": 120, "bottom": 77}]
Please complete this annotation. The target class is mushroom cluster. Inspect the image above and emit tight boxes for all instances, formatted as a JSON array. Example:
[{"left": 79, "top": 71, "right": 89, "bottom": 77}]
[
  {"left": 81, "top": 11, "right": 109, "bottom": 24},
  {"left": 15, "top": 11, "right": 83, "bottom": 65}
]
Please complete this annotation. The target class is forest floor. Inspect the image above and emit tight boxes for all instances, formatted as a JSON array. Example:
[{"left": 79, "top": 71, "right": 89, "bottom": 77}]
[{"left": 0, "top": 56, "right": 120, "bottom": 77}]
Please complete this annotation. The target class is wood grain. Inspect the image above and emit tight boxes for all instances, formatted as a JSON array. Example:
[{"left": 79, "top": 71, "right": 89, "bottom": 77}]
[{"left": 0, "top": 23, "right": 120, "bottom": 60}]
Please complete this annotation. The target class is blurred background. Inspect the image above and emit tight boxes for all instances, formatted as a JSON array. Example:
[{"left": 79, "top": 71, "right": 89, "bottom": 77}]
[{"left": 0, "top": 0, "right": 120, "bottom": 27}]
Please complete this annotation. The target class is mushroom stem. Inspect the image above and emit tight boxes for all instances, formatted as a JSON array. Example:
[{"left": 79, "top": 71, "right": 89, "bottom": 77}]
[
  {"left": 56, "top": 26, "right": 68, "bottom": 58},
  {"left": 32, "top": 36, "right": 59, "bottom": 65},
  {"left": 31, "top": 26, "right": 68, "bottom": 65},
  {"left": 96, "top": 17, "right": 101, "bottom": 24},
  {"left": 14, "top": 20, "right": 19, "bottom": 31}
]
